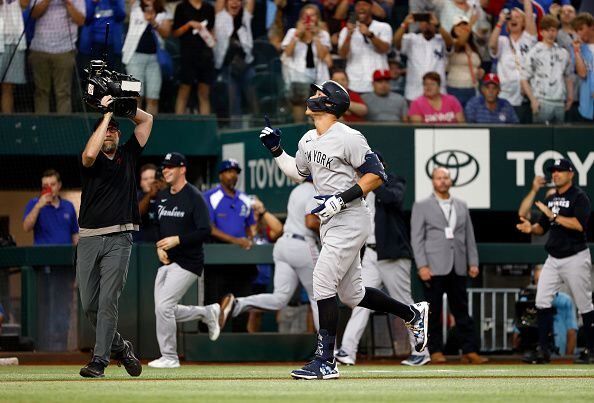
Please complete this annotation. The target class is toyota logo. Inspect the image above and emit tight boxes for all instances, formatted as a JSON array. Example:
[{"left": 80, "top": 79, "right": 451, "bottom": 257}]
[{"left": 425, "top": 150, "right": 480, "bottom": 187}]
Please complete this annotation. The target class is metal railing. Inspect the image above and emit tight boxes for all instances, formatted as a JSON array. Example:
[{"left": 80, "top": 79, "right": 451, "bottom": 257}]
[{"left": 442, "top": 288, "right": 521, "bottom": 352}]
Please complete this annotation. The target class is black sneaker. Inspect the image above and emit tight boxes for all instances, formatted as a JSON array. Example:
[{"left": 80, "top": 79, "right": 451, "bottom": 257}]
[
  {"left": 80, "top": 360, "right": 106, "bottom": 378},
  {"left": 522, "top": 348, "right": 551, "bottom": 364},
  {"left": 574, "top": 349, "right": 594, "bottom": 364},
  {"left": 112, "top": 340, "right": 142, "bottom": 377}
]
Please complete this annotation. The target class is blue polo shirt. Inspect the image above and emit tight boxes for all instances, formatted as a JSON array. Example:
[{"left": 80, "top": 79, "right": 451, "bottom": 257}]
[
  {"left": 573, "top": 43, "right": 594, "bottom": 120},
  {"left": 203, "top": 185, "right": 255, "bottom": 239},
  {"left": 464, "top": 95, "right": 519, "bottom": 124},
  {"left": 23, "top": 197, "right": 79, "bottom": 245}
]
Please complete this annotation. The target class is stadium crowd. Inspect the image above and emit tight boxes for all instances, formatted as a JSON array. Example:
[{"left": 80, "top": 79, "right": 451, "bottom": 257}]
[{"left": 0, "top": 0, "right": 593, "bottom": 124}]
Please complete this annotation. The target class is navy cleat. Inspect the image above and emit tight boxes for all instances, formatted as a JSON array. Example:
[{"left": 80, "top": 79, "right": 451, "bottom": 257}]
[
  {"left": 405, "top": 302, "right": 429, "bottom": 353},
  {"left": 291, "top": 358, "right": 339, "bottom": 380}
]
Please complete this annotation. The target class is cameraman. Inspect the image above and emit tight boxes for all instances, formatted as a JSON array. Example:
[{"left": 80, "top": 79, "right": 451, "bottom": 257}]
[{"left": 76, "top": 95, "right": 153, "bottom": 378}]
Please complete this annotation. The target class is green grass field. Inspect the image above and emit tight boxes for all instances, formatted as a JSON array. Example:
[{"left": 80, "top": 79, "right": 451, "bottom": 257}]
[{"left": 2, "top": 364, "right": 594, "bottom": 402}]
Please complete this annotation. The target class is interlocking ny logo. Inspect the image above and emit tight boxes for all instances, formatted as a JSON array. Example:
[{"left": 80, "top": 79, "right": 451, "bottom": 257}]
[{"left": 425, "top": 150, "right": 480, "bottom": 187}]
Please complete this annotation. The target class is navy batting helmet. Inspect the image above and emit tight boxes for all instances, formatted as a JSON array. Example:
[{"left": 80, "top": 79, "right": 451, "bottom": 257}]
[
  {"left": 219, "top": 159, "right": 242, "bottom": 174},
  {"left": 306, "top": 80, "right": 350, "bottom": 118}
]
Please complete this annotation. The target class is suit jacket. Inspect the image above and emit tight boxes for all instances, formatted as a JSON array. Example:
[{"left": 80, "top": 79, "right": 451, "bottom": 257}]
[
  {"left": 410, "top": 194, "right": 478, "bottom": 276},
  {"left": 374, "top": 172, "right": 413, "bottom": 260}
]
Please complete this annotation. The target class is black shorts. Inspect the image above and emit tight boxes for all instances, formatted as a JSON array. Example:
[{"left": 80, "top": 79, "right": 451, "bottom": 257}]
[{"left": 179, "top": 50, "right": 215, "bottom": 85}]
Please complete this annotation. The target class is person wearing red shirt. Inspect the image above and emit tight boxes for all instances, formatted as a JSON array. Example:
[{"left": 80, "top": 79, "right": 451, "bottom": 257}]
[{"left": 409, "top": 71, "right": 465, "bottom": 124}]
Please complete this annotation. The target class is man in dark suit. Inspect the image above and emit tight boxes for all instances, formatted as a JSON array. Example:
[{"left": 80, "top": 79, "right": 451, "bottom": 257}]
[{"left": 411, "top": 167, "right": 486, "bottom": 364}]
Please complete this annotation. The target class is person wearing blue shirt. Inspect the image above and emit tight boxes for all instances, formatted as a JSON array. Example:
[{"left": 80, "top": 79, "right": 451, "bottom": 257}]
[
  {"left": 23, "top": 169, "right": 79, "bottom": 245},
  {"left": 572, "top": 12, "right": 594, "bottom": 122},
  {"left": 79, "top": 0, "right": 126, "bottom": 71},
  {"left": 465, "top": 73, "right": 519, "bottom": 124},
  {"left": 203, "top": 159, "right": 258, "bottom": 331},
  {"left": 22, "top": 169, "right": 79, "bottom": 351}
]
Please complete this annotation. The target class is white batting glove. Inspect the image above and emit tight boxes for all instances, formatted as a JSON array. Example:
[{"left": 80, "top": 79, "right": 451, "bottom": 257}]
[{"left": 311, "top": 195, "right": 345, "bottom": 218}]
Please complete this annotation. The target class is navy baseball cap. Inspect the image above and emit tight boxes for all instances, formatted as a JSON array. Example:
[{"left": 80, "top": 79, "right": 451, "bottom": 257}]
[
  {"left": 219, "top": 159, "right": 242, "bottom": 174},
  {"left": 161, "top": 152, "right": 187, "bottom": 168},
  {"left": 546, "top": 158, "right": 574, "bottom": 173}
]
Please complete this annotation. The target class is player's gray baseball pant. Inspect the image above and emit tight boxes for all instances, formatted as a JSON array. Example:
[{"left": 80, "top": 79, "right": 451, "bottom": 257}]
[
  {"left": 154, "top": 262, "right": 208, "bottom": 360},
  {"left": 314, "top": 205, "right": 369, "bottom": 307},
  {"left": 233, "top": 235, "right": 320, "bottom": 330},
  {"left": 76, "top": 233, "right": 131, "bottom": 366},
  {"left": 340, "top": 251, "right": 428, "bottom": 359},
  {"left": 536, "top": 249, "right": 594, "bottom": 314}
]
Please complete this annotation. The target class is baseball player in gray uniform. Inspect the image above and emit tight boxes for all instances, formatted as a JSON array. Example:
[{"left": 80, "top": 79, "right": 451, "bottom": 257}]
[
  {"left": 228, "top": 178, "right": 321, "bottom": 329},
  {"left": 259, "top": 80, "right": 429, "bottom": 380}
]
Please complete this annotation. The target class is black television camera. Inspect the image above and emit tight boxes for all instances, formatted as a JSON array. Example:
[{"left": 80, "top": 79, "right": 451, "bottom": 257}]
[{"left": 83, "top": 24, "right": 141, "bottom": 118}]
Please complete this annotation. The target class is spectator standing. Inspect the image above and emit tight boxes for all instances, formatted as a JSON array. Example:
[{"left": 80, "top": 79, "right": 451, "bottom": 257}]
[
  {"left": 79, "top": 0, "right": 126, "bottom": 72},
  {"left": 172, "top": 0, "right": 215, "bottom": 115},
  {"left": 411, "top": 167, "right": 487, "bottom": 365},
  {"left": 394, "top": 12, "right": 452, "bottom": 102},
  {"left": 361, "top": 69, "right": 409, "bottom": 121},
  {"left": 521, "top": 15, "right": 573, "bottom": 124},
  {"left": 464, "top": 73, "right": 519, "bottom": 123},
  {"left": 321, "top": 0, "right": 349, "bottom": 50},
  {"left": 572, "top": 12, "right": 594, "bottom": 122},
  {"left": 331, "top": 69, "right": 368, "bottom": 122},
  {"left": 149, "top": 152, "right": 222, "bottom": 369},
  {"left": 203, "top": 159, "right": 258, "bottom": 332},
  {"left": 409, "top": 71, "right": 465, "bottom": 123},
  {"left": 214, "top": 0, "right": 256, "bottom": 127},
  {"left": 335, "top": 157, "right": 430, "bottom": 367},
  {"left": 137, "top": 163, "right": 165, "bottom": 243},
  {"left": 29, "top": 0, "right": 86, "bottom": 113},
  {"left": 436, "top": 0, "right": 477, "bottom": 33},
  {"left": 488, "top": 0, "right": 537, "bottom": 123},
  {"left": 338, "top": 0, "right": 392, "bottom": 94},
  {"left": 281, "top": 4, "right": 332, "bottom": 122},
  {"left": 122, "top": 0, "right": 172, "bottom": 116},
  {"left": 0, "top": 0, "right": 27, "bottom": 114},
  {"left": 447, "top": 15, "right": 483, "bottom": 107}
]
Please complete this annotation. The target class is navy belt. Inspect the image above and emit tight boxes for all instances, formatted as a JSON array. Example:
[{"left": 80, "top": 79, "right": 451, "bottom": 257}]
[
  {"left": 366, "top": 243, "right": 377, "bottom": 251},
  {"left": 286, "top": 233, "right": 306, "bottom": 241}
]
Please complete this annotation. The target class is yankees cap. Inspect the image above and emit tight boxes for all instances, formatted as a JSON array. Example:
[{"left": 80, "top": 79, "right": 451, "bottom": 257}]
[
  {"left": 161, "top": 152, "right": 187, "bottom": 167},
  {"left": 546, "top": 158, "right": 574, "bottom": 172}
]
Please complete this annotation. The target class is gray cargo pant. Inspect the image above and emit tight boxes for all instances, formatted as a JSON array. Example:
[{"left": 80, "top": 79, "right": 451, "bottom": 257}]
[{"left": 76, "top": 232, "right": 132, "bottom": 365}]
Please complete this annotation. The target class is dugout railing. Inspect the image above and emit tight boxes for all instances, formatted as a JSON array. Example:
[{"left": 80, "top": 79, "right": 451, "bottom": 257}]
[{"left": 1, "top": 244, "right": 593, "bottom": 360}]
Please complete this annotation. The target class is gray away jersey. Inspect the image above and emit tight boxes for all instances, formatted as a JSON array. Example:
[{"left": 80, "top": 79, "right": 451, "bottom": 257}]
[
  {"left": 283, "top": 181, "right": 318, "bottom": 240},
  {"left": 295, "top": 122, "right": 371, "bottom": 196}
]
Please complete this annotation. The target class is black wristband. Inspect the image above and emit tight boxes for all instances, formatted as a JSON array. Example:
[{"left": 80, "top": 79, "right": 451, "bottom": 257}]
[
  {"left": 271, "top": 146, "right": 283, "bottom": 158},
  {"left": 338, "top": 184, "right": 363, "bottom": 204}
]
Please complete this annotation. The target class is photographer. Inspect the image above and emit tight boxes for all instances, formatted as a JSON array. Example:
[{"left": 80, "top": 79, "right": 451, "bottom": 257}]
[
  {"left": 76, "top": 95, "right": 153, "bottom": 378},
  {"left": 122, "top": 0, "right": 173, "bottom": 116}
]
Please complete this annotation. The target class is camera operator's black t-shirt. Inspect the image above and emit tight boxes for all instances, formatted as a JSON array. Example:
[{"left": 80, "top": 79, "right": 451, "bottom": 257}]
[
  {"left": 173, "top": 0, "right": 215, "bottom": 57},
  {"left": 78, "top": 135, "right": 143, "bottom": 229},
  {"left": 538, "top": 185, "right": 591, "bottom": 259},
  {"left": 153, "top": 183, "right": 211, "bottom": 275}
]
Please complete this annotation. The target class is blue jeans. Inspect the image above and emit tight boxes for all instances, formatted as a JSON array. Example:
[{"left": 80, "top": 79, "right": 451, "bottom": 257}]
[
  {"left": 447, "top": 86, "right": 477, "bottom": 108},
  {"left": 218, "top": 64, "right": 257, "bottom": 128},
  {"left": 533, "top": 100, "right": 565, "bottom": 124}
]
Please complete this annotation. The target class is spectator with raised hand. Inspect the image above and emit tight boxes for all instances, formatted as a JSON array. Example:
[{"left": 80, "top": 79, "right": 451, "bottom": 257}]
[
  {"left": 321, "top": 0, "right": 349, "bottom": 50},
  {"left": 79, "top": 0, "right": 126, "bottom": 72},
  {"left": 465, "top": 73, "right": 519, "bottom": 123},
  {"left": 0, "top": 0, "right": 27, "bottom": 114},
  {"left": 281, "top": 4, "right": 331, "bottom": 122},
  {"left": 447, "top": 15, "right": 483, "bottom": 107},
  {"left": 338, "top": 0, "right": 392, "bottom": 94},
  {"left": 521, "top": 15, "right": 573, "bottom": 124},
  {"left": 331, "top": 69, "right": 368, "bottom": 122},
  {"left": 122, "top": 0, "right": 172, "bottom": 116},
  {"left": 571, "top": 12, "right": 594, "bottom": 123},
  {"left": 409, "top": 71, "right": 465, "bottom": 124},
  {"left": 214, "top": 0, "right": 256, "bottom": 126},
  {"left": 394, "top": 12, "right": 452, "bottom": 102},
  {"left": 488, "top": 0, "right": 537, "bottom": 123},
  {"left": 436, "top": 0, "right": 480, "bottom": 34},
  {"left": 28, "top": 0, "right": 86, "bottom": 113},
  {"left": 173, "top": 0, "right": 216, "bottom": 115},
  {"left": 361, "top": 69, "right": 408, "bottom": 121}
]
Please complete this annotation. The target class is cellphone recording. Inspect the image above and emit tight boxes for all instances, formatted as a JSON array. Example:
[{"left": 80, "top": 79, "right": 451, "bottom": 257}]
[
  {"left": 348, "top": 11, "right": 356, "bottom": 25},
  {"left": 413, "top": 13, "right": 430, "bottom": 22}
]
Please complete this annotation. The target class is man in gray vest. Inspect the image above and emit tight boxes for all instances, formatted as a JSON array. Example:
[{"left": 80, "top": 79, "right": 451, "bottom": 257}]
[{"left": 410, "top": 167, "right": 486, "bottom": 364}]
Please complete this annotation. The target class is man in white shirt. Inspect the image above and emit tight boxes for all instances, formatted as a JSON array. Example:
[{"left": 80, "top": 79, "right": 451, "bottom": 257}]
[
  {"left": 338, "top": 0, "right": 392, "bottom": 94},
  {"left": 521, "top": 15, "right": 573, "bottom": 124},
  {"left": 28, "top": 0, "right": 86, "bottom": 114},
  {"left": 488, "top": 0, "right": 537, "bottom": 123},
  {"left": 394, "top": 12, "right": 453, "bottom": 101}
]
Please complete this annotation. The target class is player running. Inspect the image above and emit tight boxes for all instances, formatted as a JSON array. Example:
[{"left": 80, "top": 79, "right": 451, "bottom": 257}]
[{"left": 259, "top": 81, "right": 429, "bottom": 380}]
